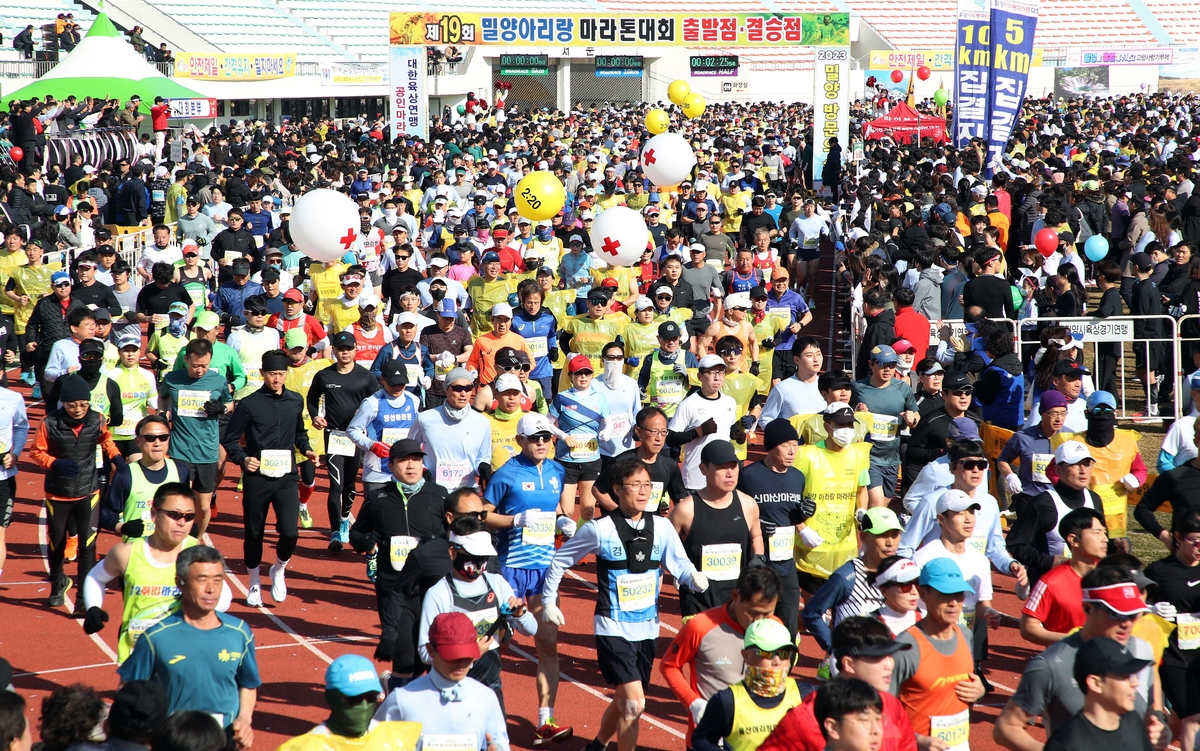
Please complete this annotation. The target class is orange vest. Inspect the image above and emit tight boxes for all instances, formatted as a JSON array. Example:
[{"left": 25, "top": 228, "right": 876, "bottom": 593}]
[
  {"left": 710, "top": 318, "right": 755, "bottom": 372},
  {"left": 351, "top": 323, "right": 388, "bottom": 368},
  {"left": 899, "top": 624, "right": 973, "bottom": 736}
]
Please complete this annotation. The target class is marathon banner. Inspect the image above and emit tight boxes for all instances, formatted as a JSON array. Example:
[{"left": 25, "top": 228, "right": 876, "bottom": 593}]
[
  {"left": 166, "top": 98, "right": 219, "bottom": 119},
  {"left": 1076, "top": 47, "right": 1174, "bottom": 66},
  {"left": 953, "top": 0, "right": 991, "bottom": 149},
  {"left": 985, "top": 0, "right": 1038, "bottom": 175},
  {"left": 389, "top": 46, "right": 426, "bottom": 139},
  {"left": 871, "top": 49, "right": 955, "bottom": 72},
  {"left": 813, "top": 47, "right": 850, "bottom": 193},
  {"left": 389, "top": 12, "right": 851, "bottom": 47},
  {"left": 174, "top": 52, "right": 297, "bottom": 80},
  {"left": 321, "top": 62, "right": 389, "bottom": 86}
]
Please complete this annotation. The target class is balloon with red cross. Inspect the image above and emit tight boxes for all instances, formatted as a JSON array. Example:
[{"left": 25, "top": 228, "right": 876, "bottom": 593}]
[
  {"left": 589, "top": 206, "right": 650, "bottom": 268},
  {"left": 640, "top": 132, "right": 695, "bottom": 188},
  {"left": 288, "top": 188, "right": 361, "bottom": 263}
]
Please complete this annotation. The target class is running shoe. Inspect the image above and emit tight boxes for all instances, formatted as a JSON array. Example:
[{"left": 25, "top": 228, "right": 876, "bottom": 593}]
[
  {"left": 19, "top": 371, "right": 33, "bottom": 386},
  {"left": 532, "top": 720, "right": 573, "bottom": 746},
  {"left": 366, "top": 552, "right": 378, "bottom": 583},
  {"left": 816, "top": 658, "right": 832, "bottom": 682},
  {"left": 31, "top": 382, "right": 41, "bottom": 400},
  {"left": 298, "top": 505, "right": 314, "bottom": 529},
  {"left": 64, "top": 534, "right": 78, "bottom": 562},
  {"left": 247, "top": 583, "right": 263, "bottom": 607},
  {"left": 269, "top": 562, "right": 287, "bottom": 603},
  {"left": 48, "top": 575, "right": 72, "bottom": 607},
  {"left": 237, "top": 476, "right": 243, "bottom": 493},
  {"left": 328, "top": 518, "right": 349, "bottom": 552}
]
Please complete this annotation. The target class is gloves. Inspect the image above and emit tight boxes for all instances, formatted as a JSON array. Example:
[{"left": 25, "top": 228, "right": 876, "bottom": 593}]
[
  {"left": 673, "top": 361, "right": 688, "bottom": 377},
  {"left": 1121, "top": 473, "right": 1140, "bottom": 491},
  {"left": 307, "top": 346, "right": 319, "bottom": 358},
  {"left": 511, "top": 511, "right": 534, "bottom": 528},
  {"left": 689, "top": 698, "right": 708, "bottom": 726},
  {"left": 371, "top": 442, "right": 392, "bottom": 459},
  {"left": 749, "top": 361, "right": 760, "bottom": 376},
  {"left": 730, "top": 423, "right": 748, "bottom": 444},
  {"left": 599, "top": 428, "right": 613, "bottom": 443},
  {"left": 437, "top": 351, "right": 455, "bottom": 368},
  {"left": 627, "top": 356, "right": 639, "bottom": 367},
  {"left": 1005, "top": 474, "right": 1024, "bottom": 495},
  {"left": 556, "top": 516, "right": 577, "bottom": 538},
  {"left": 542, "top": 602, "right": 566, "bottom": 626},
  {"left": 760, "top": 337, "right": 775, "bottom": 350},
  {"left": 739, "top": 415, "right": 757, "bottom": 430},
  {"left": 548, "top": 348, "right": 560, "bottom": 363},
  {"left": 202, "top": 400, "right": 224, "bottom": 417},
  {"left": 420, "top": 376, "right": 432, "bottom": 390},
  {"left": 51, "top": 458, "right": 80, "bottom": 477},
  {"left": 120, "top": 519, "right": 145, "bottom": 539},
  {"left": 760, "top": 519, "right": 777, "bottom": 538},
  {"left": 690, "top": 571, "right": 710, "bottom": 592},
  {"left": 697, "top": 418, "right": 719, "bottom": 436},
  {"left": 1152, "top": 602, "right": 1178, "bottom": 621},
  {"left": 796, "top": 497, "right": 817, "bottom": 523},
  {"left": 152, "top": 359, "right": 168, "bottom": 371},
  {"left": 799, "top": 527, "right": 825, "bottom": 548},
  {"left": 373, "top": 639, "right": 395, "bottom": 663},
  {"left": 82, "top": 607, "right": 109, "bottom": 634}
]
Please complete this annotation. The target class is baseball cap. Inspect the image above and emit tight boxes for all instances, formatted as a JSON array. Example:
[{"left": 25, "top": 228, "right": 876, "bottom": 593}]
[
  {"left": 54, "top": 205, "right": 71, "bottom": 217},
  {"left": 107, "top": 681, "right": 169, "bottom": 737},
  {"left": 517, "top": 412, "right": 555, "bottom": 437},
  {"left": 481, "top": 251, "right": 501, "bottom": 264},
  {"left": 725, "top": 292, "right": 750, "bottom": 310},
  {"left": 918, "top": 557, "right": 976, "bottom": 595},
  {"left": 936, "top": 488, "right": 983, "bottom": 515},
  {"left": 1132, "top": 252, "right": 1154, "bottom": 271},
  {"left": 859, "top": 507, "right": 904, "bottom": 534},
  {"left": 823, "top": 402, "right": 856, "bottom": 425},
  {"left": 743, "top": 618, "right": 793, "bottom": 652},
  {"left": 943, "top": 372, "right": 971, "bottom": 391},
  {"left": 429, "top": 256, "right": 449, "bottom": 268},
  {"left": 1055, "top": 440, "right": 1094, "bottom": 465},
  {"left": 869, "top": 344, "right": 899, "bottom": 364},
  {"left": 231, "top": 260, "right": 251, "bottom": 275},
  {"left": 634, "top": 296, "right": 654, "bottom": 311},
  {"left": 654, "top": 286, "right": 674, "bottom": 298},
  {"left": 389, "top": 438, "right": 425, "bottom": 461},
  {"left": 700, "top": 440, "right": 740, "bottom": 466},
  {"left": 90, "top": 307, "right": 112, "bottom": 323},
  {"left": 117, "top": 332, "right": 142, "bottom": 350},
  {"left": 1040, "top": 390, "right": 1069, "bottom": 413},
  {"left": 1081, "top": 582, "right": 1150, "bottom": 617},
  {"left": 689, "top": 242, "right": 707, "bottom": 255},
  {"left": 428, "top": 612, "right": 481, "bottom": 661},
  {"left": 874, "top": 558, "right": 921, "bottom": 587},
  {"left": 947, "top": 417, "right": 980, "bottom": 441},
  {"left": 1086, "top": 391, "right": 1117, "bottom": 411},
  {"left": 284, "top": 328, "right": 307, "bottom": 350},
  {"left": 395, "top": 312, "right": 421, "bottom": 328},
  {"left": 749, "top": 286, "right": 768, "bottom": 300},
  {"left": 568, "top": 354, "right": 594, "bottom": 374},
  {"left": 697, "top": 354, "right": 726, "bottom": 370},
  {"left": 658, "top": 321, "right": 682, "bottom": 339},
  {"left": 283, "top": 288, "right": 304, "bottom": 302},
  {"left": 1053, "top": 360, "right": 1089, "bottom": 376},
  {"left": 324, "top": 654, "right": 381, "bottom": 696},
  {"left": 79, "top": 338, "right": 105, "bottom": 357},
  {"left": 891, "top": 338, "right": 915, "bottom": 355},
  {"left": 381, "top": 360, "right": 409, "bottom": 386},
  {"left": 357, "top": 293, "right": 380, "bottom": 310},
  {"left": 51, "top": 271, "right": 72, "bottom": 286},
  {"left": 1073, "top": 637, "right": 1153, "bottom": 687},
  {"left": 330, "top": 331, "right": 357, "bottom": 349},
  {"left": 494, "top": 373, "right": 523, "bottom": 393},
  {"left": 490, "top": 302, "right": 513, "bottom": 319},
  {"left": 193, "top": 311, "right": 220, "bottom": 330},
  {"left": 449, "top": 529, "right": 498, "bottom": 557},
  {"left": 495, "top": 347, "right": 522, "bottom": 369},
  {"left": 437, "top": 298, "right": 458, "bottom": 317}
]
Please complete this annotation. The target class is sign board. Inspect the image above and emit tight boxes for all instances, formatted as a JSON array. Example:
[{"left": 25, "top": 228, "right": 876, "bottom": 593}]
[
  {"left": 166, "top": 98, "right": 218, "bottom": 119},
  {"left": 320, "top": 62, "right": 389, "bottom": 86},
  {"left": 1077, "top": 47, "right": 1173, "bottom": 66},
  {"left": 499, "top": 53, "right": 549, "bottom": 76},
  {"left": 389, "top": 46, "right": 426, "bottom": 138},
  {"left": 869, "top": 48, "right": 1043, "bottom": 72},
  {"left": 928, "top": 321, "right": 970, "bottom": 344},
  {"left": 595, "top": 55, "right": 643, "bottom": 77},
  {"left": 174, "top": 52, "right": 296, "bottom": 80},
  {"left": 1060, "top": 319, "right": 1133, "bottom": 342},
  {"left": 721, "top": 80, "right": 750, "bottom": 93},
  {"left": 169, "top": 138, "right": 184, "bottom": 164},
  {"left": 691, "top": 54, "right": 739, "bottom": 76}
]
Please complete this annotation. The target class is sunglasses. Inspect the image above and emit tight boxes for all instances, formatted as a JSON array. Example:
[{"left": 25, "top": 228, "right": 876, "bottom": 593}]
[
  {"left": 397, "top": 255, "right": 411, "bottom": 260},
  {"left": 751, "top": 647, "right": 798, "bottom": 661},
  {"left": 526, "top": 432, "right": 554, "bottom": 443},
  {"left": 53, "top": 282, "right": 71, "bottom": 288},
  {"left": 498, "top": 363, "right": 522, "bottom": 372},
  {"left": 573, "top": 369, "right": 594, "bottom": 376},
  {"left": 657, "top": 295, "right": 672, "bottom": 300},
  {"left": 454, "top": 510, "right": 489, "bottom": 521},
  {"left": 448, "top": 384, "right": 474, "bottom": 393},
  {"left": 947, "top": 388, "right": 974, "bottom": 396},
  {"left": 601, "top": 355, "right": 624, "bottom": 362},
  {"left": 158, "top": 508, "right": 196, "bottom": 522},
  {"left": 80, "top": 353, "right": 103, "bottom": 361},
  {"left": 717, "top": 348, "right": 743, "bottom": 356},
  {"left": 246, "top": 309, "right": 268, "bottom": 316},
  {"left": 956, "top": 460, "right": 988, "bottom": 471},
  {"left": 139, "top": 434, "right": 170, "bottom": 443}
]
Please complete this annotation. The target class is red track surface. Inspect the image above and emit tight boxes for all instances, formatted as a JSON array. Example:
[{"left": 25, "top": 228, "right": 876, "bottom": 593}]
[{"left": 0, "top": 258, "right": 1044, "bottom": 751}]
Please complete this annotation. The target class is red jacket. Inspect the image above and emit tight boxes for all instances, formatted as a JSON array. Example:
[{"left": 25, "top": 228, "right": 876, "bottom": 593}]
[
  {"left": 151, "top": 103, "right": 170, "bottom": 131},
  {"left": 759, "top": 687, "right": 917, "bottom": 751},
  {"left": 893, "top": 304, "right": 930, "bottom": 364}
]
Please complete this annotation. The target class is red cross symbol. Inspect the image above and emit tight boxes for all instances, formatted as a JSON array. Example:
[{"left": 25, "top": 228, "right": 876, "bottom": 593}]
[
  {"left": 601, "top": 236, "right": 621, "bottom": 257},
  {"left": 339, "top": 228, "right": 356, "bottom": 249},
  {"left": 643, "top": 149, "right": 657, "bottom": 165}
]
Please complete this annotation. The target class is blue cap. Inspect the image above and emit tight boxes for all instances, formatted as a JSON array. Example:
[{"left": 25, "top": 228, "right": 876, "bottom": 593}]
[
  {"left": 869, "top": 344, "right": 899, "bottom": 364},
  {"left": 481, "top": 251, "right": 501, "bottom": 264},
  {"left": 437, "top": 298, "right": 458, "bottom": 317},
  {"left": 1086, "top": 391, "right": 1117, "bottom": 412},
  {"left": 51, "top": 271, "right": 71, "bottom": 285},
  {"left": 918, "top": 557, "right": 976, "bottom": 595},
  {"left": 324, "top": 654, "right": 382, "bottom": 696},
  {"left": 1190, "top": 372, "right": 1200, "bottom": 391}
]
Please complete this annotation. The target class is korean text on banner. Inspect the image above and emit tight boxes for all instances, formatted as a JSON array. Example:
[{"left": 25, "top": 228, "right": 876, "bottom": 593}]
[
  {"left": 166, "top": 99, "right": 219, "bottom": 119},
  {"left": 812, "top": 47, "right": 850, "bottom": 192},
  {"left": 389, "top": 12, "right": 850, "bottom": 47},
  {"left": 953, "top": 0, "right": 991, "bottom": 149},
  {"left": 321, "top": 62, "right": 389, "bottom": 86},
  {"left": 986, "top": 0, "right": 1038, "bottom": 175},
  {"left": 870, "top": 50, "right": 955, "bottom": 71},
  {"left": 174, "top": 52, "right": 296, "bottom": 80},
  {"left": 389, "top": 46, "right": 426, "bottom": 139}
]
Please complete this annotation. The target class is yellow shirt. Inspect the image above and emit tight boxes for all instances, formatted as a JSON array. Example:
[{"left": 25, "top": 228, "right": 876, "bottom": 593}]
[{"left": 311, "top": 262, "right": 349, "bottom": 325}]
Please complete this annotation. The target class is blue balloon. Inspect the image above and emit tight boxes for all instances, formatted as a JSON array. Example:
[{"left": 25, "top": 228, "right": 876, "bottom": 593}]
[{"left": 1084, "top": 235, "right": 1109, "bottom": 262}]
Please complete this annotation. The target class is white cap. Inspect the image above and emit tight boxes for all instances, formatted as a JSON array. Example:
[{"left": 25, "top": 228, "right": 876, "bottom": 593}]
[
  {"left": 357, "top": 293, "right": 381, "bottom": 309},
  {"left": 1054, "top": 440, "right": 1094, "bottom": 465},
  {"left": 490, "top": 302, "right": 513, "bottom": 319},
  {"left": 154, "top": 165, "right": 169, "bottom": 178},
  {"left": 635, "top": 296, "right": 654, "bottom": 311},
  {"left": 936, "top": 489, "right": 982, "bottom": 515},
  {"left": 689, "top": 242, "right": 707, "bottom": 254},
  {"left": 580, "top": 210, "right": 595, "bottom": 220},
  {"left": 394, "top": 312, "right": 421, "bottom": 327},
  {"left": 517, "top": 412, "right": 554, "bottom": 437},
  {"left": 875, "top": 558, "right": 921, "bottom": 587},
  {"left": 428, "top": 256, "right": 449, "bottom": 268},
  {"left": 694, "top": 180, "right": 709, "bottom": 191},
  {"left": 697, "top": 354, "right": 726, "bottom": 370},
  {"left": 537, "top": 219, "right": 553, "bottom": 228},
  {"left": 494, "top": 373, "right": 523, "bottom": 393},
  {"left": 725, "top": 292, "right": 751, "bottom": 310},
  {"left": 448, "top": 530, "right": 497, "bottom": 557},
  {"left": 654, "top": 285, "right": 674, "bottom": 298}
]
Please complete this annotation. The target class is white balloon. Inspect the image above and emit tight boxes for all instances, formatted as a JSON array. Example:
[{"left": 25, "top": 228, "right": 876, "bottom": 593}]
[
  {"left": 640, "top": 132, "right": 696, "bottom": 187},
  {"left": 288, "top": 188, "right": 361, "bottom": 263},
  {"left": 589, "top": 206, "right": 650, "bottom": 268}
]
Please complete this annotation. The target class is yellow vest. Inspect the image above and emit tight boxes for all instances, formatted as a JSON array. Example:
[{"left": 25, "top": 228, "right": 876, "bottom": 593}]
[
  {"left": 488, "top": 412, "right": 522, "bottom": 470},
  {"left": 273, "top": 722, "right": 422, "bottom": 751},
  {"left": 1050, "top": 429, "right": 1139, "bottom": 537},
  {"left": 722, "top": 373, "right": 760, "bottom": 461},
  {"left": 0, "top": 250, "right": 28, "bottom": 315},
  {"left": 750, "top": 315, "right": 788, "bottom": 395},
  {"left": 622, "top": 320, "right": 660, "bottom": 374},
  {"left": 286, "top": 359, "right": 333, "bottom": 456},
  {"left": 726, "top": 680, "right": 804, "bottom": 751},
  {"left": 465, "top": 275, "right": 516, "bottom": 335},
  {"left": 559, "top": 315, "right": 626, "bottom": 391},
  {"left": 792, "top": 442, "right": 872, "bottom": 578},
  {"left": 792, "top": 413, "right": 872, "bottom": 446},
  {"left": 311, "top": 263, "right": 349, "bottom": 325}
]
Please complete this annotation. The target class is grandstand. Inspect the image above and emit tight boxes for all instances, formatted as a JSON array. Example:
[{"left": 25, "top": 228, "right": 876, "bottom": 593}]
[{"left": 0, "top": 0, "right": 94, "bottom": 59}]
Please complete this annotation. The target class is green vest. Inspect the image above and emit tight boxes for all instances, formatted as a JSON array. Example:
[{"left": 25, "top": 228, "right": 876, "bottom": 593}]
[
  {"left": 119, "top": 535, "right": 196, "bottom": 662},
  {"left": 646, "top": 351, "right": 686, "bottom": 416},
  {"left": 122, "top": 460, "right": 182, "bottom": 541}
]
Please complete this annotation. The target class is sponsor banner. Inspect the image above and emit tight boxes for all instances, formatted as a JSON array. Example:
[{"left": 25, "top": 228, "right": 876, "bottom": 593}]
[
  {"left": 320, "top": 62, "right": 389, "bottom": 86},
  {"left": 389, "top": 12, "right": 850, "bottom": 47},
  {"left": 389, "top": 46, "right": 426, "bottom": 139},
  {"left": 986, "top": 0, "right": 1038, "bottom": 175},
  {"left": 953, "top": 0, "right": 991, "bottom": 148},
  {"left": 870, "top": 49, "right": 956, "bottom": 71},
  {"left": 174, "top": 52, "right": 296, "bottom": 80},
  {"left": 1078, "top": 47, "right": 1173, "bottom": 66},
  {"left": 813, "top": 47, "right": 850, "bottom": 192},
  {"left": 166, "top": 98, "right": 218, "bottom": 119}
]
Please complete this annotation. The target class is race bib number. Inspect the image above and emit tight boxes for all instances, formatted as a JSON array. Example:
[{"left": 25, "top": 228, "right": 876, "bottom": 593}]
[
  {"left": 381, "top": 428, "right": 409, "bottom": 445},
  {"left": 95, "top": 445, "right": 104, "bottom": 469},
  {"left": 767, "top": 306, "right": 791, "bottom": 323},
  {"left": 259, "top": 449, "right": 291, "bottom": 478},
  {"left": 646, "top": 481, "right": 665, "bottom": 513},
  {"left": 1178, "top": 613, "right": 1200, "bottom": 651},
  {"left": 930, "top": 709, "right": 970, "bottom": 751},
  {"left": 466, "top": 606, "right": 500, "bottom": 641},
  {"left": 706, "top": 259, "right": 725, "bottom": 271},
  {"left": 421, "top": 735, "right": 477, "bottom": 751},
  {"left": 568, "top": 438, "right": 599, "bottom": 461},
  {"left": 326, "top": 430, "right": 357, "bottom": 457},
  {"left": 521, "top": 510, "right": 556, "bottom": 546},
  {"left": 609, "top": 413, "right": 631, "bottom": 439},
  {"left": 152, "top": 313, "right": 169, "bottom": 329},
  {"left": 151, "top": 189, "right": 166, "bottom": 202},
  {"left": 254, "top": 235, "right": 265, "bottom": 249},
  {"left": 526, "top": 336, "right": 548, "bottom": 358},
  {"left": 769, "top": 526, "right": 796, "bottom": 562},
  {"left": 389, "top": 535, "right": 418, "bottom": 571},
  {"left": 1031, "top": 453, "right": 1053, "bottom": 485},
  {"left": 968, "top": 531, "right": 987, "bottom": 556},
  {"left": 436, "top": 459, "right": 471, "bottom": 487},
  {"left": 701, "top": 543, "right": 742, "bottom": 581},
  {"left": 127, "top": 617, "right": 166, "bottom": 640},
  {"left": 406, "top": 364, "right": 421, "bottom": 386},
  {"left": 654, "top": 379, "right": 684, "bottom": 404},
  {"left": 244, "top": 367, "right": 261, "bottom": 386},
  {"left": 803, "top": 236, "right": 819, "bottom": 248},
  {"left": 177, "top": 389, "right": 210, "bottom": 419},
  {"left": 115, "top": 413, "right": 140, "bottom": 438},
  {"left": 869, "top": 413, "right": 900, "bottom": 442},
  {"left": 615, "top": 572, "right": 657, "bottom": 612}
]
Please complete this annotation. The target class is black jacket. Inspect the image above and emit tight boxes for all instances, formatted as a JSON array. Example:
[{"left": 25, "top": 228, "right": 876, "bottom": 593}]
[
  {"left": 855, "top": 308, "right": 895, "bottom": 380},
  {"left": 27, "top": 295, "right": 87, "bottom": 361},
  {"left": 42, "top": 409, "right": 107, "bottom": 498},
  {"left": 349, "top": 473, "right": 448, "bottom": 588},
  {"left": 221, "top": 387, "right": 313, "bottom": 469},
  {"left": 901, "top": 407, "right": 982, "bottom": 492}
]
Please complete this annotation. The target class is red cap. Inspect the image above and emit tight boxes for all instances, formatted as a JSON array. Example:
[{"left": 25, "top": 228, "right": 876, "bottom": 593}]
[
  {"left": 568, "top": 354, "right": 594, "bottom": 374},
  {"left": 1082, "top": 582, "right": 1150, "bottom": 616},
  {"left": 600, "top": 277, "right": 619, "bottom": 288},
  {"left": 428, "top": 612, "right": 481, "bottom": 661},
  {"left": 892, "top": 339, "right": 915, "bottom": 354},
  {"left": 283, "top": 289, "right": 304, "bottom": 302}
]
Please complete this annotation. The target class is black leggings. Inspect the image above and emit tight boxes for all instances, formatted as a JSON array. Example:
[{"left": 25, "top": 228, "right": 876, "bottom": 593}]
[
  {"left": 46, "top": 492, "right": 99, "bottom": 585},
  {"left": 324, "top": 451, "right": 361, "bottom": 529},
  {"left": 242, "top": 473, "right": 300, "bottom": 569},
  {"left": 774, "top": 566, "right": 801, "bottom": 639}
]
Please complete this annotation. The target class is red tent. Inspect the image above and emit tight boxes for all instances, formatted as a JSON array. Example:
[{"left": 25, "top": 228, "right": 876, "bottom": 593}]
[{"left": 862, "top": 101, "right": 947, "bottom": 144}]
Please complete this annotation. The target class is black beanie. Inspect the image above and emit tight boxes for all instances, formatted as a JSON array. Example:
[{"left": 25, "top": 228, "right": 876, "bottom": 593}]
[
  {"left": 261, "top": 351, "right": 289, "bottom": 373},
  {"left": 763, "top": 419, "right": 800, "bottom": 451},
  {"left": 58, "top": 373, "right": 92, "bottom": 404}
]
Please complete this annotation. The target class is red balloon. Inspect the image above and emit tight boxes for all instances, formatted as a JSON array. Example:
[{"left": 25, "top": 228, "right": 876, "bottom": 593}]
[
  {"left": 1035, "top": 227, "right": 1059, "bottom": 258},
  {"left": 890, "top": 69, "right": 904, "bottom": 83},
  {"left": 8, "top": 147, "right": 23, "bottom": 162},
  {"left": 917, "top": 65, "right": 931, "bottom": 81}
]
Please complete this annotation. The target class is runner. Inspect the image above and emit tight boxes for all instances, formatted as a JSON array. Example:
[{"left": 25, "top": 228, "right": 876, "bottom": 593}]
[
  {"left": 591, "top": 342, "right": 641, "bottom": 471},
  {"left": 408, "top": 367, "right": 491, "bottom": 492},
  {"left": 549, "top": 354, "right": 610, "bottom": 521},
  {"left": 1019, "top": 508, "right": 1108, "bottom": 646},
  {"left": 637, "top": 321, "right": 698, "bottom": 419},
  {"left": 225, "top": 295, "right": 281, "bottom": 401},
  {"left": 0, "top": 378, "right": 26, "bottom": 580},
  {"left": 669, "top": 355, "right": 742, "bottom": 490},
  {"left": 100, "top": 415, "right": 188, "bottom": 541},
  {"left": 851, "top": 345, "right": 919, "bottom": 507},
  {"left": 103, "top": 333, "right": 158, "bottom": 457}
]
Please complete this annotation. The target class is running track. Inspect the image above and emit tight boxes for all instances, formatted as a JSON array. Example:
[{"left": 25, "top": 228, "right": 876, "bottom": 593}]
[{"left": 0, "top": 255, "right": 1046, "bottom": 751}]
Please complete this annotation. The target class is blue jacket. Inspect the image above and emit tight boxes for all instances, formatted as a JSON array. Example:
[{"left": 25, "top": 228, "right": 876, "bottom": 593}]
[
  {"left": 512, "top": 309, "right": 558, "bottom": 379},
  {"left": 975, "top": 352, "right": 1024, "bottom": 430},
  {"left": 213, "top": 280, "right": 265, "bottom": 329},
  {"left": 240, "top": 209, "right": 273, "bottom": 241}
]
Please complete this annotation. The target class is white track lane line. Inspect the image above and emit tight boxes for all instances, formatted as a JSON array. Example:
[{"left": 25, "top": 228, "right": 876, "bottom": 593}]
[
  {"left": 38, "top": 505, "right": 119, "bottom": 663},
  {"left": 13, "top": 661, "right": 118, "bottom": 679}
]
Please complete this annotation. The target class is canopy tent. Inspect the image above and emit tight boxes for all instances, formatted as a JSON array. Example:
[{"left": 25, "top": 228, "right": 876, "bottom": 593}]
[
  {"left": 2, "top": 12, "right": 204, "bottom": 107},
  {"left": 862, "top": 101, "right": 948, "bottom": 145}
]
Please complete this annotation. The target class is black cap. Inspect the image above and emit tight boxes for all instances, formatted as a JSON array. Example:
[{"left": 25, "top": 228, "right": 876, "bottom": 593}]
[
  {"left": 832, "top": 639, "right": 912, "bottom": 661},
  {"left": 1072, "top": 636, "right": 1153, "bottom": 689},
  {"left": 260, "top": 267, "right": 281, "bottom": 283},
  {"left": 1132, "top": 252, "right": 1154, "bottom": 271},
  {"left": 90, "top": 307, "right": 112, "bottom": 322},
  {"left": 763, "top": 420, "right": 800, "bottom": 451},
  {"left": 381, "top": 359, "right": 408, "bottom": 386},
  {"left": 700, "top": 440, "right": 741, "bottom": 466},
  {"left": 330, "top": 331, "right": 356, "bottom": 349},
  {"left": 231, "top": 260, "right": 251, "bottom": 274},
  {"left": 96, "top": 227, "right": 113, "bottom": 240},
  {"left": 108, "top": 680, "right": 169, "bottom": 738},
  {"left": 943, "top": 372, "right": 971, "bottom": 391},
  {"left": 1053, "top": 360, "right": 1089, "bottom": 376},
  {"left": 658, "top": 321, "right": 682, "bottom": 339},
  {"left": 823, "top": 404, "right": 856, "bottom": 425},
  {"left": 79, "top": 338, "right": 105, "bottom": 356},
  {"left": 749, "top": 286, "right": 768, "bottom": 300},
  {"left": 58, "top": 373, "right": 92, "bottom": 403},
  {"left": 495, "top": 346, "right": 521, "bottom": 368},
  {"left": 389, "top": 438, "right": 425, "bottom": 461}
]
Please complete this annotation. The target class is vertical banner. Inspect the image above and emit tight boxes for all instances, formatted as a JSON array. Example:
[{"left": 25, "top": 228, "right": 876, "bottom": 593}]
[
  {"left": 812, "top": 46, "right": 850, "bottom": 193},
  {"left": 953, "top": 0, "right": 991, "bottom": 149},
  {"left": 389, "top": 46, "right": 426, "bottom": 139},
  {"left": 986, "top": 0, "right": 1038, "bottom": 174}
]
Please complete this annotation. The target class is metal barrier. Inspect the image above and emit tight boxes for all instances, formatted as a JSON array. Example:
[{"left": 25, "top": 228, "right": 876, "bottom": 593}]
[{"left": 103, "top": 223, "right": 177, "bottom": 290}]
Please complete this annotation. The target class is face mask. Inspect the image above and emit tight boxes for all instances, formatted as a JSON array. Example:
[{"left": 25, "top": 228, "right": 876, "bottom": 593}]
[
  {"left": 536, "top": 228, "right": 552, "bottom": 241},
  {"left": 453, "top": 553, "right": 487, "bottom": 581},
  {"left": 831, "top": 427, "right": 856, "bottom": 447},
  {"left": 744, "top": 665, "right": 788, "bottom": 698},
  {"left": 325, "top": 692, "right": 376, "bottom": 738},
  {"left": 603, "top": 358, "right": 622, "bottom": 387},
  {"left": 168, "top": 318, "right": 187, "bottom": 337},
  {"left": 1086, "top": 411, "right": 1118, "bottom": 447},
  {"left": 80, "top": 359, "right": 102, "bottom": 378},
  {"left": 384, "top": 209, "right": 397, "bottom": 220},
  {"left": 430, "top": 287, "right": 447, "bottom": 301}
]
